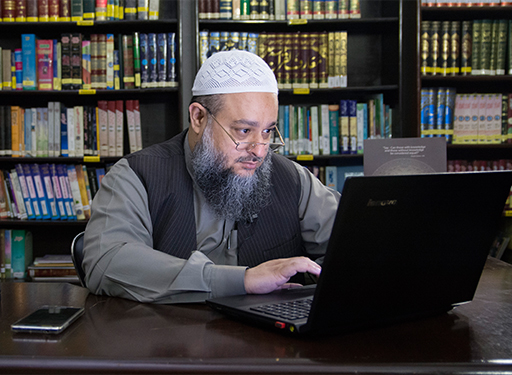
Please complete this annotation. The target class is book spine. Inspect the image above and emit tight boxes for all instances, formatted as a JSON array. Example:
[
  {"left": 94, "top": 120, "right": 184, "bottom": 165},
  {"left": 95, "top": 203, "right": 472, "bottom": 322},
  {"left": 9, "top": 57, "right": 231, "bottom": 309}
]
[
  {"left": 71, "top": 0, "right": 82, "bottom": 20},
  {"left": 36, "top": 40, "right": 53, "bottom": 90},
  {"left": 132, "top": 32, "right": 141, "bottom": 88},
  {"left": 157, "top": 33, "right": 167, "bottom": 87},
  {"left": 125, "top": 99, "right": 137, "bottom": 153},
  {"left": 60, "top": 34, "right": 73, "bottom": 90},
  {"left": 339, "top": 100, "right": 349, "bottom": 154},
  {"left": 70, "top": 33, "right": 82, "bottom": 89},
  {"left": 97, "top": 34, "right": 107, "bottom": 89},
  {"left": 310, "top": 105, "right": 319, "bottom": 155},
  {"left": 496, "top": 20, "right": 507, "bottom": 75},
  {"left": 12, "top": 168, "right": 35, "bottom": 219},
  {"left": 166, "top": 32, "right": 177, "bottom": 87},
  {"left": 66, "top": 165, "right": 85, "bottom": 220},
  {"left": 48, "top": 0, "right": 59, "bottom": 20},
  {"left": 449, "top": 21, "right": 460, "bottom": 76},
  {"left": 40, "top": 163, "right": 60, "bottom": 220},
  {"left": 106, "top": 34, "right": 115, "bottom": 89},
  {"left": 480, "top": 19, "right": 492, "bottom": 75},
  {"left": 420, "top": 21, "right": 431, "bottom": 75},
  {"left": 444, "top": 87, "right": 456, "bottom": 143},
  {"left": 139, "top": 33, "right": 149, "bottom": 88},
  {"left": 113, "top": 49, "right": 120, "bottom": 90},
  {"left": 82, "top": 40, "right": 91, "bottom": 90},
  {"left": 75, "top": 165, "right": 91, "bottom": 219},
  {"left": 20, "top": 164, "right": 42, "bottom": 219},
  {"left": 439, "top": 21, "right": 450, "bottom": 76},
  {"left": 328, "top": 104, "right": 339, "bottom": 155},
  {"left": 49, "top": 164, "right": 66, "bottom": 220},
  {"left": 56, "top": 164, "right": 75, "bottom": 219},
  {"left": 318, "top": 32, "right": 328, "bottom": 88},
  {"left": 122, "top": 34, "right": 135, "bottom": 89},
  {"left": 115, "top": 100, "right": 123, "bottom": 156},
  {"left": 460, "top": 20, "right": 472, "bottom": 75},
  {"left": 60, "top": 0, "right": 70, "bottom": 20},
  {"left": 107, "top": 100, "right": 116, "bottom": 156},
  {"left": 21, "top": 34, "right": 37, "bottom": 90},
  {"left": 123, "top": 0, "right": 136, "bottom": 19},
  {"left": 83, "top": 0, "right": 94, "bottom": 19},
  {"left": 471, "top": 20, "right": 482, "bottom": 75},
  {"left": 96, "top": 0, "right": 107, "bottom": 19},
  {"left": 348, "top": 99, "right": 357, "bottom": 154},
  {"left": 38, "top": 0, "right": 49, "bottom": 21},
  {"left": 309, "top": 32, "right": 319, "bottom": 89},
  {"left": 147, "top": 33, "right": 157, "bottom": 87},
  {"left": 134, "top": 99, "right": 142, "bottom": 151},
  {"left": 320, "top": 104, "right": 330, "bottom": 155},
  {"left": 66, "top": 107, "right": 75, "bottom": 156},
  {"left": 30, "top": 163, "right": 51, "bottom": 219}
]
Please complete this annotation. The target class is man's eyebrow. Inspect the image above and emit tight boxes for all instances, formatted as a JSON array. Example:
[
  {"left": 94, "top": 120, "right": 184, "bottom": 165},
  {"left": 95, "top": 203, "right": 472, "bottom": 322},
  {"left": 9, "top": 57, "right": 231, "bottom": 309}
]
[{"left": 232, "top": 119, "right": 278, "bottom": 128}]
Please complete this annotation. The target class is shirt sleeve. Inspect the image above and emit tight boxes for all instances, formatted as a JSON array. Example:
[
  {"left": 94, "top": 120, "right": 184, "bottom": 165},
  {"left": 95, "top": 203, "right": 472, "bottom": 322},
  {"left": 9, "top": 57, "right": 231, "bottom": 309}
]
[
  {"left": 294, "top": 163, "right": 341, "bottom": 264},
  {"left": 83, "top": 158, "right": 247, "bottom": 304}
]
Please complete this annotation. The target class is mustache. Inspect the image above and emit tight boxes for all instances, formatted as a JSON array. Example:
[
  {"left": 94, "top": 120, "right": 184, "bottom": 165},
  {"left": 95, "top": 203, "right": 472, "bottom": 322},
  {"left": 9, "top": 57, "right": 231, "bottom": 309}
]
[{"left": 235, "top": 155, "right": 264, "bottom": 163}]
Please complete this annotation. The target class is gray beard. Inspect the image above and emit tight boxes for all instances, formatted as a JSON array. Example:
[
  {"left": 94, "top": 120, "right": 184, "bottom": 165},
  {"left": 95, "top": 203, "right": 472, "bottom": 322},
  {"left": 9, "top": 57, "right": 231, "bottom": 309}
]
[{"left": 191, "top": 126, "right": 273, "bottom": 223}]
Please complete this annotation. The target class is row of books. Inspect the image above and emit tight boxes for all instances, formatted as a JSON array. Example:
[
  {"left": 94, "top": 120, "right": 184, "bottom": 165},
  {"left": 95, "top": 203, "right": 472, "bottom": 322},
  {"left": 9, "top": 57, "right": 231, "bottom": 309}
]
[
  {"left": 198, "top": 0, "right": 361, "bottom": 20},
  {"left": 276, "top": 95, "right": 392, "bottom": 156},
  {"left": 199, "top": 30, "right": 348, "bottom": 89},
  {"left": 26, "top": 254, "right": 79, "bottom": 283},
  {"left": 422, "top": 1, "right": 512, "bottom": 6},
  {"left": 0, "top": 163, "right": 106, "bottom": 221},
  {"left": 0, "top": 0, "right": 164, "bottom": 22},
  {"left": 420, "top": 19, "right": 512, "bottom": 76},
  {"left": 0, "top": 32, "right": 177, "bottom": 91},
  {"left": 420, "top": 88, "right": 512, "bottom": 144},
  {"left": 0, "top": 100, "right": 143, "bottom": 158},
  {"left": 0, "top": 229, "right": 32, "bottom": 279}
]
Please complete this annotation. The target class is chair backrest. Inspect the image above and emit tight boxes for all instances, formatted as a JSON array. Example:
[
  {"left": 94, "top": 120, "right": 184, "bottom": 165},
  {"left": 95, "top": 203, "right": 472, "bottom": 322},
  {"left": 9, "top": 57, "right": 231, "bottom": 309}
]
[{"left": 71, "top": 231, "right": 86, "bottom": 287}]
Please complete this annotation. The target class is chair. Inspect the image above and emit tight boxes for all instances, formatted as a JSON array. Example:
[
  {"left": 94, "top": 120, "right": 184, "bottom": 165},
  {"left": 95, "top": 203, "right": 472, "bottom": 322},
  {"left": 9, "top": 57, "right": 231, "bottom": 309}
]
[{"left": 71, "top": 231, "right": 86, "bottom": 287}]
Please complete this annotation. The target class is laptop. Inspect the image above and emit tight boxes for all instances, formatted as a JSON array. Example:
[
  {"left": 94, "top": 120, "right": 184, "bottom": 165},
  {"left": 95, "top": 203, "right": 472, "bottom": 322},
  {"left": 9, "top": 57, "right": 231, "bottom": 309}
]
[{"left": 206, "top": 171, "right": 512, "bottom": 335}]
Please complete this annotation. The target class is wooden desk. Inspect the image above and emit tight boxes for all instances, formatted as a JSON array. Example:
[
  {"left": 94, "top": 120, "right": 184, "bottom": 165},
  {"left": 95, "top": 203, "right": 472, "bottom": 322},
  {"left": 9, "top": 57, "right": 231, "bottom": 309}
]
[{"left": 1, "top": 258, "right": 511, "bottom": 375}]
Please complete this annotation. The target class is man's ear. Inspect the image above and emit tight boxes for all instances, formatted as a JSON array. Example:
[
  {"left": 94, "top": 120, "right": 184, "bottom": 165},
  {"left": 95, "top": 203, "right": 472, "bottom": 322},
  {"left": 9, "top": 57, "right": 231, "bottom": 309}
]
[{"left": 189, "top": 103, "right": 207, "bottom": 136}]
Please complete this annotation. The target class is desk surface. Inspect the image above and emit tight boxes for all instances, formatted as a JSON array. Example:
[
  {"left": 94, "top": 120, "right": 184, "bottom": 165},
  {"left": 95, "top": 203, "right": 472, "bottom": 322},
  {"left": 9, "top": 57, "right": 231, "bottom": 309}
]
[{"left": 1, "top": 258, "right": 512, "bottom": 375}]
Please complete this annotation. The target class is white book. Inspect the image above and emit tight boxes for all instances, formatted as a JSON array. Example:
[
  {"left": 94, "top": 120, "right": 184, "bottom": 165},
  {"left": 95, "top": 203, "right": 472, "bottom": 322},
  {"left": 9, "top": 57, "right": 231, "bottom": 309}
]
[
  {"left": 148, "top": 0, "right": 159, "bottom": 19},
  {"left": 66, "top": 165, "right": 85, "bottom": 221},
  {"left": 48, "top": 102, "right": 55, "bottom": 157},
  {"left": 108, "top": 101, "right": 116, "bottom": 156},
  {"left": 115, "top": 101, "right": 124, "bottom": 157},
  {"left": 134, "top": 100, "right": 142, "bottom": 151},
  {"left": 74, "top": 106, "right": 84, "bottom": 157},
  {"left": 54, "top": 102, "right": 61, "bottom": 156},
  {"left": 8, "top": 171, "right": 28, "bottom": 220},
  {"left": 320, "top": 104, "right": 330, "bottom": 155},
  {"left": 67, "top": 108, "right": 75, "bottom": 157},
  {"left": 106, "top": 34, "right": 114, "bottom": 89},
  {"left": 310, "top": 106, "right": 320, "bottom": 155}
]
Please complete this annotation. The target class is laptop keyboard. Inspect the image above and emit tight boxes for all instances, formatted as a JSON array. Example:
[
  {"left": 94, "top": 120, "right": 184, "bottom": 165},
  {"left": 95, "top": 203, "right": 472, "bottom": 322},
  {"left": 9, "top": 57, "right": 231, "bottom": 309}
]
[{"left": 250, "top": 297, "right": 313, "bottom": 321}]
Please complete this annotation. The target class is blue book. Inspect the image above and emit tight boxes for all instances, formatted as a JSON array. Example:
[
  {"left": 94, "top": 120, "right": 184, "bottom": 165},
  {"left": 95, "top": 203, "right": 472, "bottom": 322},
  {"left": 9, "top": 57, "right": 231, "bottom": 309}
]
[
  {"left": 49, "top": 164, "right": 67, "bottom": 220},
  {"left": 283, "top": 105, "right": 290, "bottom": 156},
  {"left": 444, "top": 87, "right": 456, "bottom": 143},
  {"left": 40, "top": 163, "right": 61, "bottom": 220},
  {"left": 148, "top": 33, "right": 158, "bottom": 87},
  {"left": 14, "top": 49, "right": 23, "bottom": 90},
  {"left": 60, "top": 104, "right": 69, "bottom": 157},
  {"left": 30, "top": 164, "right": 51, "bottom": 220},
  {"left": 426, "top": 88, "right": 436, "bottom": 138},
  {"left": 95, "top": 167, "right": 106, "bottom": 187},
  {"left": 139, "top": 33, "right": 149, "bottom": 88},
  {"left": 53, "top": 39, "right": 59, "bottom": 90},
  {"left": 21, "top": 34, "right": 37, "bottom": 90},
  {"left": 328, "top": 105, "right": 339, "bottom": 155},
  {"left": 157, "top": 33, "right": 167, "bottom": 86},
  {"left": 339, "top": 100, "right": 349, "bottom": 154},
  {"left": 12, "top": 167, "right": 35, "bottom": 220},
  {"left": 19, "top": 164, "right": 43, "bottom": 219},
  {"left": 113, "top": 50, "right": 121, "bottom": 90},
  {"left": 56, "top": 164, "right": 77, "bottom": 220},
  {"left": 436, "top": 88, "right": 446, "bottom": 138},
  {"left": 11, "top": 230, "right": 33, "bottom": 279}
]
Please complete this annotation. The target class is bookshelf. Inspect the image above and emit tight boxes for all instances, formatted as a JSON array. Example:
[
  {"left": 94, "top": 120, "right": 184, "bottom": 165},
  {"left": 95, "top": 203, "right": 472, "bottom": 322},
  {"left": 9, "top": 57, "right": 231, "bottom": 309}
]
[
  {"left": 193, "top": 0, "right": 418, "bottom": 164},
  {"left": 418, "top": 4, "right": 512, "bottom": 162},
  {"left": 0, "top": 1, "right": 183, "bottom": 263}
]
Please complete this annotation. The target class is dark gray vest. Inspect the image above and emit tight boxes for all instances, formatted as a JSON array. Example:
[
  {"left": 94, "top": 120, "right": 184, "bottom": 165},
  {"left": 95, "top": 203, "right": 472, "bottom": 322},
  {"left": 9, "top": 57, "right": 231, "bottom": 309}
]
[{"left": 124, "top": 130, "right": 305, "bottom": 268}]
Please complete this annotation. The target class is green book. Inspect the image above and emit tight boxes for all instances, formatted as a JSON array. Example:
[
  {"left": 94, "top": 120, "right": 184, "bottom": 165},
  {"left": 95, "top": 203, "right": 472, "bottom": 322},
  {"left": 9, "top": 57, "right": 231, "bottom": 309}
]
[
  {"left": 461, "top": 21, "right": 472, "bottom": 75},
  {"left": 471, "top": 20, "right": 482, "bottom": 75},
  {"left": 496, "top": 20, "right": 508, "bottom": 76},
  {"left": 479, "top": 19, "right": 492, "bottom": 75},
  {"left": 489, "top": 20, "right": 499, "bottom": 75},
  {"left": 11, "top": 230, "right": 32, "bottom": 279}
]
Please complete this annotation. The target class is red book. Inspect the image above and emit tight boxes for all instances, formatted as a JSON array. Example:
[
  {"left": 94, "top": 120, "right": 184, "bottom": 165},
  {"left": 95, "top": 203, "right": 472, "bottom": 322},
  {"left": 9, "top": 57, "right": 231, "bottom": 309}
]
[
  {"left": 60, "top": 0, "right": 70, "bottom": 20},
  {"left": 36, "top": 39, "right": 54, "bottom": 90},
  {"left": 15, "top": 0, "right": 27, "bottom": 21},
  {"left": 37, "top": 0, "right": 49, "bottom": 21},
  {"left": 2, "top": 0, "right": 16, "bottom": 21},
  {"left": 122, "top": 35, "right": 135, "bottom": 89},
  {"left": 48, "top": 0, "right": 59, "bottom": 20}
]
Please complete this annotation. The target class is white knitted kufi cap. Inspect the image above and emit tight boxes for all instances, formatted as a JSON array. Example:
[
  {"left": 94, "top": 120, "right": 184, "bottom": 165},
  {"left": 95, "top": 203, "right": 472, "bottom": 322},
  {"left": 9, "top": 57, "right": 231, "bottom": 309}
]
[{"left": 192, "top": 50, "right": 278, "bottom": 96}]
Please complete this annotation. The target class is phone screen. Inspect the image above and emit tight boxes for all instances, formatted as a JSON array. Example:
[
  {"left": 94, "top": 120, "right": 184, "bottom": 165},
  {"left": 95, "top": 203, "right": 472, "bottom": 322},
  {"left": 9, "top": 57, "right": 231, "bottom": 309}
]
[{"left": 11, "top": 306, "right": 84, "bottom": 334}]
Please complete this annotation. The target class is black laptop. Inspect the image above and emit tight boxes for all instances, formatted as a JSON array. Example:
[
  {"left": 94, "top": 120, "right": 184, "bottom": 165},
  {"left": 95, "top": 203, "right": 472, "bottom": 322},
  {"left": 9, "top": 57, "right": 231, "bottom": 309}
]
[{"left": 206, "top": 171, "right": 512, "bottom": 335}]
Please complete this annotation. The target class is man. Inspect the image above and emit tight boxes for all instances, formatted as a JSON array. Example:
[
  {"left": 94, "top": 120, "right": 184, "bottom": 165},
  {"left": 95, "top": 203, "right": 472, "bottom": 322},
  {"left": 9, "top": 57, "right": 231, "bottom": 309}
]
[{"left": 83, "top": 50, "right": 340, "bottom": 303}]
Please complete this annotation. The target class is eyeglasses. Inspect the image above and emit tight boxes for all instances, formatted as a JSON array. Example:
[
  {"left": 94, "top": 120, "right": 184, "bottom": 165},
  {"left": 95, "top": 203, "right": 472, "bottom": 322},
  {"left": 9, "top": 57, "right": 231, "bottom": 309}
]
[{"left": 203, "top": 106, "right": 285, "bottom": 152}]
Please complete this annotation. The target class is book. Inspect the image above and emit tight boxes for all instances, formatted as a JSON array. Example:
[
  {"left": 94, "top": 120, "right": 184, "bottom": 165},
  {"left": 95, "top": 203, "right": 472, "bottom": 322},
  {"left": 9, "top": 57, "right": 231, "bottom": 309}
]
[
  {"left": 2, "top": 49, "right": 12, "bottom": 90},
  {"left": 166, "top": 32, "right": 177, "bottom": 87},
  {"left": 74, "top": 106, "right": 84, "bottom": 157},
  {"left": 70, "top": 33, "right": 82, "bottom": 89},
  {"left": 319, "top": 104, "right": 330, "bottom": 155},
  {"left": 339, "top": 100, "right": 349, "bottom": 154},
  {"left": 66, "top": 107, "right": 75, "bottom": 156},
  {"left": 115, "top": 100, "right": 123, "bottom": 156},
  {"left": 106, "top": 34, "right": 115, "bottom": 89},
  {"left": 147, "top": 33, "right": 157, "bottom": 87},
  {"left": 49, "top": 163, "right": 66, "bottom": 220},
  {"left": 82, "top": 40, "right": 91, "bottom": 90},
  {"left": 75, "top": 165, "right": 91, "bottom": 219},
  {"left": 125, "top": 99, "right": 136, "bottom": 153},
  {"left": 36, "top": 39, "right": 53, "bottom": 90},
  {"left": 107, "top": 100, "right": 116, "bottom": 156},
  {"left": 97, "top": 34, "right": 107, "bottom": 89},
  {"left": 134, "top": 99, "right": 142, "bottom": 151},
  {"left": 66, "top": 164, "right": 85, "bottom": 220},
  {"left": 11, "top": 167, "right": 35, "bottom": 219},
  {"left": 40, "top": 163, "right": 60, "bottom": 220},
  {"left": 38, "top": 0, "right": 49, "bottom": 21},
  {"left": 56, "top": 164, "right": 76, "bottom": 219},
  {"left": 30, "top": 163, "right": 51, "bottom": 219},
  {"left": 328, "top": 104, "right": 339, "bottom": 155},
  {"left": 121, "top": 34, "right": 135, "bottom": 89},
  {"left": 60, "top": 33, "right": 73, "bottom": 90},
  {"left": 17, "top": 163, "right": 42, "bottom": 219}
]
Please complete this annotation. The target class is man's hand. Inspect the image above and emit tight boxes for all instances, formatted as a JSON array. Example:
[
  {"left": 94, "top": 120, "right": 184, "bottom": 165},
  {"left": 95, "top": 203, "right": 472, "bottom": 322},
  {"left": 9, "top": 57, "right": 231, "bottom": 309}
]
[{"left": 244, "top": 257, "right": 322, "bottom": 295}]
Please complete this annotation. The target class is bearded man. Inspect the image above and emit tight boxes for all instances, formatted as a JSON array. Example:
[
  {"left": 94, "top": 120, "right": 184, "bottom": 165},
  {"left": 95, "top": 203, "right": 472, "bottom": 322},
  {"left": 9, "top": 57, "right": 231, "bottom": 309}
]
[{"left": 83, "top": 50, "right": 340, "bottom": 303}]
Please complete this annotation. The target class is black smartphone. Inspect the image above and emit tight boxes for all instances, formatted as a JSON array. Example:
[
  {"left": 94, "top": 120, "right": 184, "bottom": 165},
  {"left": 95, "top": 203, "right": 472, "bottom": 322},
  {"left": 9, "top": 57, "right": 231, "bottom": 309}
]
[{"left": 11, "top": 306, "right": 84, "bottom": 334}]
